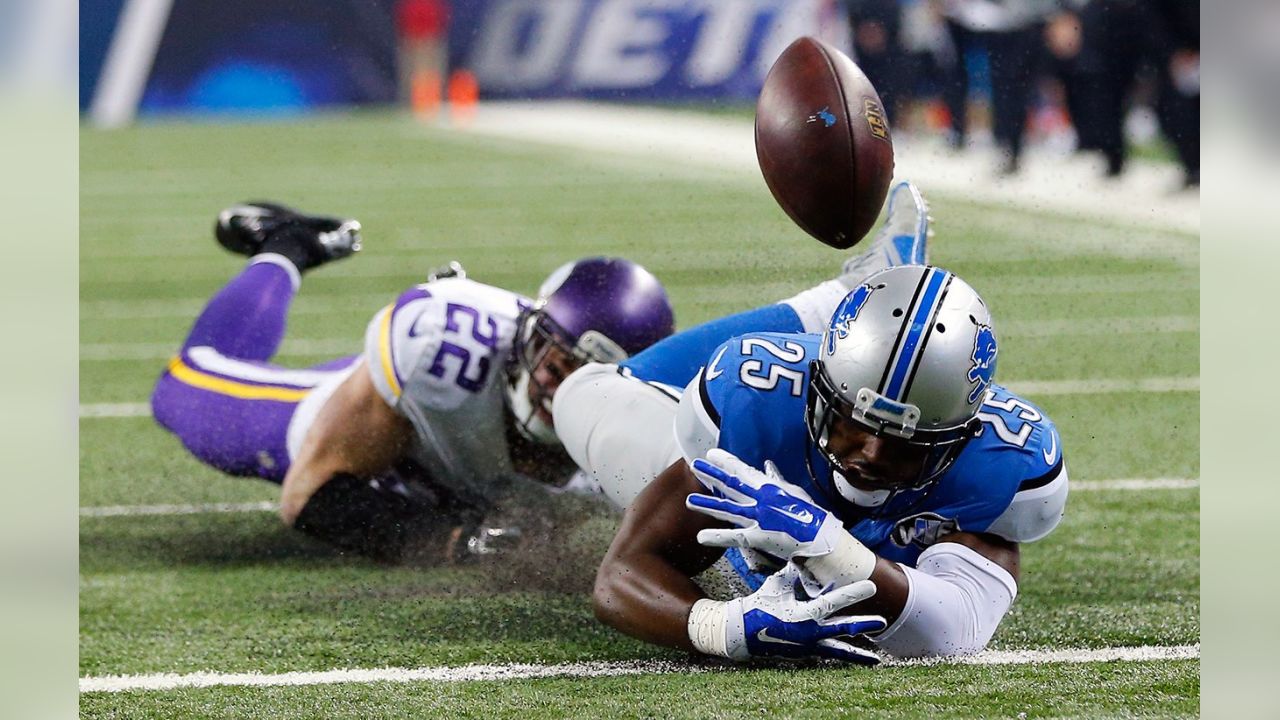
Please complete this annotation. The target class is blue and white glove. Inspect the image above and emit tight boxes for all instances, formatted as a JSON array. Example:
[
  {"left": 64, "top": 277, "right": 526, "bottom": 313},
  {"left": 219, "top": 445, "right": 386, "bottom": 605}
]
[
  {"left": 687, "top": 562, "right": 886, "bottom": 664},
  {"left": 686, "top": 449, "right": 878, "bottom": 589}
]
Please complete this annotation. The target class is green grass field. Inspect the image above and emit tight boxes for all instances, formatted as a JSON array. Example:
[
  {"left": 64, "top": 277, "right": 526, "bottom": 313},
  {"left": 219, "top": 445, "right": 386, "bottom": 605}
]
[{"left": 80, "top": 111, "right": 1199, "bottom": 718}]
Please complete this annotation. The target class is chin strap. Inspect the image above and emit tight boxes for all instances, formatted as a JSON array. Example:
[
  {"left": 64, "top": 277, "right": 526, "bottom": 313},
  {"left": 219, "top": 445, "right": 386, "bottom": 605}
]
[{"left": 506, "top": 369, "right": 559, "bottom": 444}]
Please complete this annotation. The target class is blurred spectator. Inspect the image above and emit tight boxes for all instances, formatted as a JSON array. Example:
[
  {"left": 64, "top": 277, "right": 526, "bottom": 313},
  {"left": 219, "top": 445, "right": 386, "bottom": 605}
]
[
  {"left": 397, "top": 0, "right": 450, "bottom": 111},
  {"left": 939, "top": 0, "right": 1055, "bottom": 174},
  {"left": 845, "top": 0, "right": 909, "bottom": 123},
  {"left": 1047, "top": 0, "right": 1142, "bottom": 177},
  {"left": 1049, "top": 0, "right": 1198, "bottom": 186},
  {"left": 1143, "top": 0, "right": 1198, "bottom": 186}
]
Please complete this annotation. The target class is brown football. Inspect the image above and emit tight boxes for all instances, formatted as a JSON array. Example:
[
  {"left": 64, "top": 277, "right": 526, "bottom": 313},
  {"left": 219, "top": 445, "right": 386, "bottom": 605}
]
[{"left": 755, "top": 37, "right": 895, "bottom": 250}]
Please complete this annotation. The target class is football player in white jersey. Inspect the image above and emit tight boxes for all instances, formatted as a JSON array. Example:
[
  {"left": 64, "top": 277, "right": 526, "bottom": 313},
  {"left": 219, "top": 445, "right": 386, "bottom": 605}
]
[{"left": 150, "top": 202, "right": 675, "bottom": 560}]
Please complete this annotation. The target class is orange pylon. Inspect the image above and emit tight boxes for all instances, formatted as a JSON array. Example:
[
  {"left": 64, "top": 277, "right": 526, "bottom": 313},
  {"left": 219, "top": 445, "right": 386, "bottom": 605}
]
[{"left": 447, "top": 69, "right": 479, "bottom": 125}]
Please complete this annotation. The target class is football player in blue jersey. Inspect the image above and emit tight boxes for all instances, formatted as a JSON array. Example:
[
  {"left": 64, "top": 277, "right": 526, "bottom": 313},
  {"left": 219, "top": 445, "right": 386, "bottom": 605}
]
[{"left": 555, "top": 183, "right": 1068, "bottom": 663}]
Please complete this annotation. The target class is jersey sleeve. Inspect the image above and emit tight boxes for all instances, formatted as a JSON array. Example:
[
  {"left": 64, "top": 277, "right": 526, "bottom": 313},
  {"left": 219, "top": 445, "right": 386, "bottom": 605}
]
[
  {"left": 363, "top": 280, "right": 515, "bottom": 414},
  {"left": 984, "top": 431, "right": 1068, "bottom": 543},
  {"left": 364, "top": 285, "right": 434, "bottom": 410},
  {"left": 673, "top": 338, "right": 779, "bottom": 483},
  {"left": 979, "top": 404, "right": 1068, "bottom": 544},
  {"left": 674, "top": 368, "right": 721, "bottom": 464},
  {"left": 674, "top": 340, "right": 738, "bottom": 465}
]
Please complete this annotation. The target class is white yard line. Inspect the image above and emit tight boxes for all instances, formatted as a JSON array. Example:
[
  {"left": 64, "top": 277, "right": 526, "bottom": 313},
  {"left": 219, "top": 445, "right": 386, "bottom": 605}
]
[
  {"left": 81, "top": 295, "right": 396, "bottom": 320},
  {"left": 79, "top": 312, "right": 1195, "bottom": 363},
  {"left": 999, "top": 315, "right": 1197, "bottom": 338},
  {"left": 79, "top": 644, "right": 1199, "bottom": 693},
  {"left": 83, "top": 337, "right": 1197, "bottom": 362},
  {"left": 1072, "top": 478, "right": 1198, "bottom": 491},
  {"left": 901, "top": 643, "right": 1199, "bottom": 667},
  {"left": 79, "top": 402, "right": 151, "bottom": 418},
  {"left": 79, "top": 501, "right": 278, "bottom": 518},
  {"left": 79, "top": 275, "right": 1197, "bottom": 321},
  {"left": 80, "top": 338, "right": 359, "bottom": 361},
  {"left": 1013, "top": 376, "right": 1199, "bottom": 395},
  {"left": 78, "top": 478, "right": 1194, "bottom": 518},
  {"left": 78, "top": 374, "right": 1199, "bottom": 420}
]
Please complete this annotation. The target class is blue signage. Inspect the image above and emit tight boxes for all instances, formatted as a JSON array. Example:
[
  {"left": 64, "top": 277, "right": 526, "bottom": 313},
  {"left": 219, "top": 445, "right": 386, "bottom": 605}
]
[{"left": 449, "top": 0, "right": 834, "bottom": 101}]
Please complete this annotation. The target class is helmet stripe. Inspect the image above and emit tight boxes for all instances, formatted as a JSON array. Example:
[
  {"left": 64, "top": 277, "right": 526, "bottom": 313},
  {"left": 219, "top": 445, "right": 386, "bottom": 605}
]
[
  {"left": 901, "top": 273, "right": 954, "bottom": 400},
  {"left": 876, "top": 268, "right": 931, "bottom": 394},
  {"left": 883, "top": 267, "right": 948, "bottom": 401}
]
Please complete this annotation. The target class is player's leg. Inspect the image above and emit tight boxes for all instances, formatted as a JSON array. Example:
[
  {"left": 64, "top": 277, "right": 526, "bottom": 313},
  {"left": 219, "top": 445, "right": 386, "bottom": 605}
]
[
  {"left": 179, "top": 201, "right": 364, "bottom": 360},
  {"left": 942, "top": 20, "right": 974, "bottom": 148},
  {"left": 553, "top": 363, "right": 683, "bottom": 510},
  {"left": 180, "top": 255, "right": 300, "bottom": 361},
  {"left": 151, "top": 202, "right": 363, "bottom": 481},
  {"left": 150, "top": 352, "right": 354, "bottom": 481},
  {"left": 783, "top": 179, "right": 931, "bottom": 333},
  {"left": 621, "top": 180, "right": 930, "bottom": 388}
]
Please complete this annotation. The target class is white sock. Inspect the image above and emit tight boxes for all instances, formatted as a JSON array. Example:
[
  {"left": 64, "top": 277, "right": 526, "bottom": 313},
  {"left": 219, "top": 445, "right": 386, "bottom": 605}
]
[
  {"left": 251, "top": 253, "right": 302, "bottom": 291},
  {"left": 780, "top": 279, "right": 851, "bottom": 334}
]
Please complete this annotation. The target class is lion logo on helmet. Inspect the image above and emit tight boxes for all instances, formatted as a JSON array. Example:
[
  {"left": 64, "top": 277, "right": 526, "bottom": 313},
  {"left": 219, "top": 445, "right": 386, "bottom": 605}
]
[
  {"left": 826, "top": 284, "right": 877, "bottom": 355},
  {"left": 967, "top": 324, "right": 998, "bottom": 404}
]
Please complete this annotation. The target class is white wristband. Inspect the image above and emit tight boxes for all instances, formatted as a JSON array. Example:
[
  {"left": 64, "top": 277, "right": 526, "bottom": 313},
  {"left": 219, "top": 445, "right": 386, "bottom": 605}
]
[
  {"left": 687, "top": 598, "right": 730, "bottom": 658},
  {"left": 804, "top": 531, "right": 877, "bottom": 589}
]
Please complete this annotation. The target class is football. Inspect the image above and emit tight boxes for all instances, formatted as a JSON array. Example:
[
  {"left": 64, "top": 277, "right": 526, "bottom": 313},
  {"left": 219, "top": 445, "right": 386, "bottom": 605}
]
[{"left": 755, "top": 37, "right": 895, "bottom": 250}]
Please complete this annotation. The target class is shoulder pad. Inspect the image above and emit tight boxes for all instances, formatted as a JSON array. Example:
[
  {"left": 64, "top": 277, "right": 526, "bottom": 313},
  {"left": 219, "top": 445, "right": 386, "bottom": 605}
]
[
  {"left": 985, "top": 459, "right": 1068, "bottom": 543},
  {"left": 675, "top": 333, "right": 818, "bottom": 469},
  {"left": 974, "top": 386, "right": 1068, "bottom": 542},
  {"left": 674, "top": 368, "right": 721, "bottom": 464}
]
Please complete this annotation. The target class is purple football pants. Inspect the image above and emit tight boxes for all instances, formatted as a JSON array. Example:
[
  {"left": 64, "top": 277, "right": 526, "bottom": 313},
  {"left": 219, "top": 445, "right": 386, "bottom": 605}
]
[{"left": 150, "top": 258, "right": 356, "bottom": 483}]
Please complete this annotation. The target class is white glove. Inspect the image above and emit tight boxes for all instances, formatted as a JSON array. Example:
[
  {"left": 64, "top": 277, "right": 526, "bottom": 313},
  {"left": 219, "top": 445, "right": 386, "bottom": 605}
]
[
  {"left": 687, "top": 562, "right": 886, "bottom": 664},
  {"left": 686, "top": 449, "right": 877, "bottom": 588}
]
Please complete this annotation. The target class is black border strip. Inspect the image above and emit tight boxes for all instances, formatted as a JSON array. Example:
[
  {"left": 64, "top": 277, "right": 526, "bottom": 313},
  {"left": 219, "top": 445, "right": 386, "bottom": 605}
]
[
  {"left": 697, "top": 371, "right": 722, "bottom": 428},
  {"left": 1017, "top": 459, "right": 1065, "bottom": 492}
]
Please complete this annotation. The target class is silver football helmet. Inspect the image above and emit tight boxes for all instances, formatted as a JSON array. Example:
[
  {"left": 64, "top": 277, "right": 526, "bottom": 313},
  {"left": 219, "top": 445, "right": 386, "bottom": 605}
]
[{"left": 806, "top": 265, "right": 997, "bottom": 514}]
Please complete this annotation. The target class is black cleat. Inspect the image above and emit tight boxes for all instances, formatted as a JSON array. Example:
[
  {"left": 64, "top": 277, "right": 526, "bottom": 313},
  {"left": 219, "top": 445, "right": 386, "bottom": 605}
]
[{"left": 215, "top": 201, "right": 362, "bottom": 271}]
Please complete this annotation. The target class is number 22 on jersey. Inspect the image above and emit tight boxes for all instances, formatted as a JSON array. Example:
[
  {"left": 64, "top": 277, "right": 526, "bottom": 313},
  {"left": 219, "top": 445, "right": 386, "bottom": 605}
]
[{"left": 427, "top": 303, "right": 500, "bottom": 392}]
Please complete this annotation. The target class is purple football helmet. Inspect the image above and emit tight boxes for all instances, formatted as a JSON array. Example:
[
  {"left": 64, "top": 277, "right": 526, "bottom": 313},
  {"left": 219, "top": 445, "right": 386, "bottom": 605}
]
[{"left": 507, "top": 257, "right": 676, "bottom": 442}]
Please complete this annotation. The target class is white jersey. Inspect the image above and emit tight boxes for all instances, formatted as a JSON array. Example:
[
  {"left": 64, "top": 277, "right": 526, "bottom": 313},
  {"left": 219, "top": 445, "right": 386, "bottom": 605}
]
[{"left": 361, "top": 277, "right": 530, "bottom": 504}]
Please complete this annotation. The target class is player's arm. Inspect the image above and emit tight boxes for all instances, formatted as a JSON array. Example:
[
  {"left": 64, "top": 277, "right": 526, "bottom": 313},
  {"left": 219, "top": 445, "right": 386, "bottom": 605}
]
[
  {"left": 860, "top": 417, "right": 1069, "bottom": 658},
  {"left": 865, "top": 452, "right": 1065, "bottom": 658},
  {"left": 279, "top": 358, "right": 413, "bottom": 526},
  {"left": 826, "top": 531, "right": 1019, "bottom": 622},
  {"left": 281, "top": 285, "right": 498, "bottom": 560},
  {"left": 594, "top": 458, "right": 885, "bottom": 664},
  {"left": 688, "top": 451, "right": 1025, "bottom": 658},
  {"left": 592, "top": 458, "right": 725, "bottom": 651},
  {"left": 861, "top": 531, "right": 1020, "bottom": 658}
]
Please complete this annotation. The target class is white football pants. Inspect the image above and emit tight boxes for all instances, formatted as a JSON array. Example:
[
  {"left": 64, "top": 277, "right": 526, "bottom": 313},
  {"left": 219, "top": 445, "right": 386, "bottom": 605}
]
[{"left": 552, "top": 362, "right": 683, "bottom": 510}]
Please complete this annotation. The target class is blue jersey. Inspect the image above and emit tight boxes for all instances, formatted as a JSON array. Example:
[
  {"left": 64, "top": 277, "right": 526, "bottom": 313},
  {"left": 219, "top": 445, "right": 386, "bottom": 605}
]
[{"left": 673, "top": 332, "right": 1067, "bottom": 576}]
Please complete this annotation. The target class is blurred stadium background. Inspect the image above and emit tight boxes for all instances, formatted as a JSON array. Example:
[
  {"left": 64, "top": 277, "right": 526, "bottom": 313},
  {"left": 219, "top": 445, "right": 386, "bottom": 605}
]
[
  {"left": 79, "top": 1, "right": 1199, "bottom": 717},
  {"left": 82, "top": 0, "right": 1198, "bottom": 187}
]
